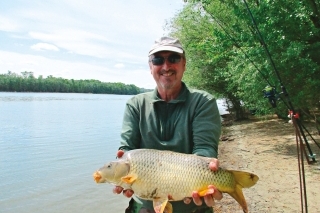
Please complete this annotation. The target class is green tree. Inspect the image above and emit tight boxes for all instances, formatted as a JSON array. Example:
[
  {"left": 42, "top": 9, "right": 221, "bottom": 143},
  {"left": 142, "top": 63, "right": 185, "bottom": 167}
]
[
  {"left": 0, "top": 71, "right": 142, "bottom": 95},
  {"left": 168, "top": 0, "right": 320, "bottom": 119}
]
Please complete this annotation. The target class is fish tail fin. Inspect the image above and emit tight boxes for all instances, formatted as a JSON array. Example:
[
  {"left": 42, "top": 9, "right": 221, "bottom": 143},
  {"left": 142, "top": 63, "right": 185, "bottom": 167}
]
[
  {"left": 227, "top": 170, "right": 259, "bottom": 213},
  {"left": 227, "top": 184, "right": 248, "bottom": 213},
  {"left": 230, "top": 170, "right": 259, "bottom": 188}
]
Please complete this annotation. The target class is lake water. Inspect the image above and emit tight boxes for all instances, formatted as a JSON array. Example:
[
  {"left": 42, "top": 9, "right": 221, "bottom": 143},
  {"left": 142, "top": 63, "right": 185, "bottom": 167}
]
[{"left": 0, "top": 92, "right": 227, "bottom": 213}]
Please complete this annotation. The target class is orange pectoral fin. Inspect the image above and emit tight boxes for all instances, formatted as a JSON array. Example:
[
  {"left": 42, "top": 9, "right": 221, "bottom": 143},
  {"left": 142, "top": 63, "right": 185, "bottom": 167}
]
[
  {"left": 121, "top": 174, "right": 138, "bottom": 184},
  {"left": 198, "top": 186, "right": 214, "bottom": 197}
]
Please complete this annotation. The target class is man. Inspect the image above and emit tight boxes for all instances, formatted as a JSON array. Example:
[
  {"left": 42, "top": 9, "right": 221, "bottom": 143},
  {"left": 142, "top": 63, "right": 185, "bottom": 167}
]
[
  {"left": 263, "top": 85, "right": 277, "bottom": 108},
  {"left": 113, "top": 37, "right": 222, "bottom": 213}
]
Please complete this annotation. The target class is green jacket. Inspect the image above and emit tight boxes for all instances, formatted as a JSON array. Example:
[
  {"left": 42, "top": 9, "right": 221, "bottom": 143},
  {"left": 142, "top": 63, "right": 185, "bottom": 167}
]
[{"left": 119, "top": 82, "right": 221, "bottom": 212}]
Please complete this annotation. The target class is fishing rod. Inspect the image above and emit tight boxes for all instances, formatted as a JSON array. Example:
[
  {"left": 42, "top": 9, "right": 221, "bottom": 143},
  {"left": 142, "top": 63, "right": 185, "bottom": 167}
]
[
  {"left": 192, "top": 1, "right": 319, "bottom": 212},
  {"left": 195, "top": 0, "right": 318, "bottom": 212},
  {"left": 242, "top": 0, "right": 317, "bottom": 212},
  {"left": 242, "top": 0, "right": 316, "bottom": 161},
  {"left": 200, "top": 1, "right": 317, "bottom": 162}
]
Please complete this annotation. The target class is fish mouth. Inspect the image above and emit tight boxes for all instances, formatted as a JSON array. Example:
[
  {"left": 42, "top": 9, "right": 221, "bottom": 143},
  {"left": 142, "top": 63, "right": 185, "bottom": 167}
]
[{"left": 93, "top": 171, "right": 102, "bottom": 183}]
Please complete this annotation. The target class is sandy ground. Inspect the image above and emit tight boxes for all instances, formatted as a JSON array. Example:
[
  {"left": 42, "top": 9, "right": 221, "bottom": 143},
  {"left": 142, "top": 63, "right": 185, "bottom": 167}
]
[{"left": 214, "top": 117, "right": 320, "bottom": 213}]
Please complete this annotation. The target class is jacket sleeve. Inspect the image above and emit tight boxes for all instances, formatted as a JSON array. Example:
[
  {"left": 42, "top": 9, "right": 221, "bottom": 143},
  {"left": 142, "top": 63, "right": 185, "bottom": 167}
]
[
  {"left": 192, "top": 97, "right": 221, "bottom": 158},
  {"left": 118, "top": 100, "right": 142, "bottom": 151}
]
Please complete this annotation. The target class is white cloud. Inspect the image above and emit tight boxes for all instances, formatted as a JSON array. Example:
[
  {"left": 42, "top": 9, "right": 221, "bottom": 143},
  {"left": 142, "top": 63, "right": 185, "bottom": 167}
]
[
  {"left": 0, "top": 15, "right": 19, "bottom": 32},
  {"left": 0, "top": 0, "right": 184, "bottom": 89},
  {"left": 114, "top": 63, "right": 125, "bottom": 69},
  {"left": 31, "top": 43, "right": 60, "bottom": 51},
  {"left": 27, "top": 30, "right": 142, "bottom": 60}
]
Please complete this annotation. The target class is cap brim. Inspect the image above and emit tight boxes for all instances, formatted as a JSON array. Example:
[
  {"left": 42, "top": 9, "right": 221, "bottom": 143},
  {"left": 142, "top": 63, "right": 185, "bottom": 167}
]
[{"left": 148, "top": 46, "right": 184, "bottom": 56}]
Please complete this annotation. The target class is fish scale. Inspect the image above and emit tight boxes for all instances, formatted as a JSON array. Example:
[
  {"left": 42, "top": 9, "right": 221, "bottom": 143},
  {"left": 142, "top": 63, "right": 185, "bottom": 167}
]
[
  {"left": 128, "top": 149, "right": 234, "bottom": 199},
  {"left": 93, "top": 149, "right": 259, "bottom": 213}
]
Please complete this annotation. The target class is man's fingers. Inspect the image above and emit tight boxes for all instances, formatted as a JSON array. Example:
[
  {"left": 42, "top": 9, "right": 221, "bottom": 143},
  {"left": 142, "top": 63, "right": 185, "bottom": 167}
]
[
  {"left": 192, "top": 191, "right": 202, "bottom": 206},
  {"left": 113, "top": 186, "right": 123, "bottom": 194},
  {"left": 183, "top": 197, "right": 192, "bottom": 204},
  {"left": 204, "top": 194, "right": 214, "bottom": 207},
  {"left": 123, "top": 189, "right": 134, "bottom": 198},
  {"left": 209, "top": 185, "right": 223, "bottom": 200},
  {"left": 197, "top": 185, "right": 223, "bottom": 207},
  {"left": 209, "top": 158, "right": 219, "bottom": 171},
  {"left": 113, "top": 186, "right": 134, "bottom": 198}
]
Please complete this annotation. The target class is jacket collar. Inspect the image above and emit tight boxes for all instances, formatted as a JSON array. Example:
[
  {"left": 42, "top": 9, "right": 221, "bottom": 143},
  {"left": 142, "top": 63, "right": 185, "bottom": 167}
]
[{"left": 150, "top": 82, "right": 188, "bottom": 104}]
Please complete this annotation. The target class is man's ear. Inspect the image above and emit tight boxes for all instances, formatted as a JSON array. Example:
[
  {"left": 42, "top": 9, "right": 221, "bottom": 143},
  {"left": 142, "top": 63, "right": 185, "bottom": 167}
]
[{"left": 182, "top": 58, "right": 186, "bottom": 71}]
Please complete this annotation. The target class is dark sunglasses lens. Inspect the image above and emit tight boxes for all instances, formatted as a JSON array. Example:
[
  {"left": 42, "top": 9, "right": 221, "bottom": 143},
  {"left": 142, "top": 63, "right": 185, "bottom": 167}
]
[
  {"left": 152, "top": 57, "right": 164, "bottom": 65},
  {"left": 168, "top": 54, "right": 181, "bottom": 63},
  {"left": 151, "top": 54, "right": 182, "bottom": 65}
]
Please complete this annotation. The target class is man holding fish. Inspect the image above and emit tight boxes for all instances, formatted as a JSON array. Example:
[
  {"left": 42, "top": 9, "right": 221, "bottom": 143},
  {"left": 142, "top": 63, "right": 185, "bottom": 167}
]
[{"left": 112, "top": 36, "right": 223, "bottom": 213}]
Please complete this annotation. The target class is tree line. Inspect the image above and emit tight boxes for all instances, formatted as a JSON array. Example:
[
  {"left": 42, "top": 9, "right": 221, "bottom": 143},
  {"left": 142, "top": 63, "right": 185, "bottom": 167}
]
[
  {"left": 167, "top": 0, "right": 320, "bottom": 120},
  {"left": 0, "top": 71, "right": 148, "bottom": 95}
]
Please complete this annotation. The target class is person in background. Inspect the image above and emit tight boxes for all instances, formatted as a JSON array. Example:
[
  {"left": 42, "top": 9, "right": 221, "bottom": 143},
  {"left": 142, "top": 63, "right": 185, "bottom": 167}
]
[
  {"left": 263, "top": 85, "right": 277, "bottom": 108},
  {"left": 113, "top": 37, "right": 222, "bottom": 213}
]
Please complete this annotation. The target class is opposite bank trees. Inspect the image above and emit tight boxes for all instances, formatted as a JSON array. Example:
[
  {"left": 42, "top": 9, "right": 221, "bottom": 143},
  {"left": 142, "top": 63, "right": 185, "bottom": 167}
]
[{"left": 0, "top": 71, "right": 142, "bottom": 95}]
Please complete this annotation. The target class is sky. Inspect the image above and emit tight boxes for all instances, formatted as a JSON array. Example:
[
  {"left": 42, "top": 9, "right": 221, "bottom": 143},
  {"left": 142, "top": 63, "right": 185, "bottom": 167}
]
[{"left": 0, "top": 0, "right": 185, "bottom": 89}]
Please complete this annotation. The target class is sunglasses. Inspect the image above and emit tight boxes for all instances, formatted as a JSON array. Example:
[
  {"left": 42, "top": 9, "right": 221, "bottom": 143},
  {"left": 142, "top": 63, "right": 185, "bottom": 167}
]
[{"left": 151, "top": 54, "right": 182, "bottom": 66}]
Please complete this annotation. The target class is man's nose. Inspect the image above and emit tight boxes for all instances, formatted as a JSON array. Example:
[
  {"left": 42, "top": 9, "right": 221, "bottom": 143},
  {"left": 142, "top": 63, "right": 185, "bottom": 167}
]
[{"left": 162, "top": 60, "right": 171, "bottom": 70}]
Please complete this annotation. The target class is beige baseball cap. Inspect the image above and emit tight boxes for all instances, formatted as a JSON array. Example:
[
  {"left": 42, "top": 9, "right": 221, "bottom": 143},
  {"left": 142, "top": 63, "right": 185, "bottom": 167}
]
[{"left": 148, "top": 36, "right": 184, "bottom": 56}]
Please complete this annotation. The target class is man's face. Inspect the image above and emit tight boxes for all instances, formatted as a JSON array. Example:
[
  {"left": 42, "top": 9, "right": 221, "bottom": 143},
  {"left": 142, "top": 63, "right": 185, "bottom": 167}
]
[{"left": 149, "top": 51, "right": 186, "bottom": 91}]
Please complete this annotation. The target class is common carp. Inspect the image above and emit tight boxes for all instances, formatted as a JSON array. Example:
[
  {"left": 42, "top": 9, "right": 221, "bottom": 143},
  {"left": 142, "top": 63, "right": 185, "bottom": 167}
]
[{"left": 93, "top": 149, "right": 258, "bottom": 213}]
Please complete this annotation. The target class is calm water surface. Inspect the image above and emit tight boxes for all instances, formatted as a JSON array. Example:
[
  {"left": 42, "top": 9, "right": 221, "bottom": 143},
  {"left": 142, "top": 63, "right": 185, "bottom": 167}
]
[
  {"left": 0, "top": 92, "right": 131, "bottom": 213},
  {"left": 0, "top": 92, "right": 226, "bottom": 213}
]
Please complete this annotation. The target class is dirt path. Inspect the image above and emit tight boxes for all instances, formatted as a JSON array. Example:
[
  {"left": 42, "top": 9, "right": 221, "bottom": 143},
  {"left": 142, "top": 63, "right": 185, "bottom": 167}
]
[{"left": 213, "top": 118, "right": 320, "bottom": 213}]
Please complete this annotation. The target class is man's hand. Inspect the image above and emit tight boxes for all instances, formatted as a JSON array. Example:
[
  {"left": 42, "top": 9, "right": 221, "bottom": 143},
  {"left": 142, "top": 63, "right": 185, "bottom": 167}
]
[
  {"left": 184, "top": 158, "right": 223, "bottom": 206},
  {"left": 113, "top": 186, "right": 134, "bottom": 198},
  {"left": 112, "top": 150, "right": 134, "bottom": 198}
]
